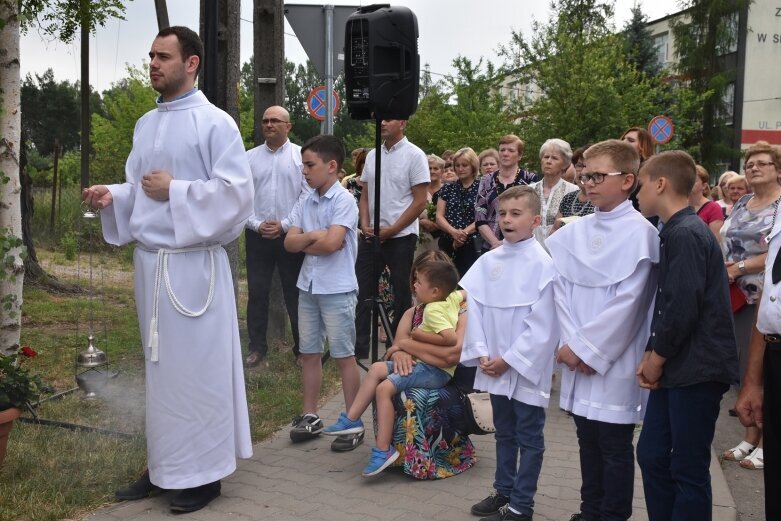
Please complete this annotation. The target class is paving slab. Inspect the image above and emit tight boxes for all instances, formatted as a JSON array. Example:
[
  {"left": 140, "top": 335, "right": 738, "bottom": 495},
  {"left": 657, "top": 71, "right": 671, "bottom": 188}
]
[{"left": 85, "top": 375, "right": 736, "bottom": 521}]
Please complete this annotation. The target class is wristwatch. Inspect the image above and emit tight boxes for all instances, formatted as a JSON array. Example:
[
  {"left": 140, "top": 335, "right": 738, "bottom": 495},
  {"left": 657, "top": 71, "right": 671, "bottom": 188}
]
[{"left": 738, "top": 260, "right": 747, "bottom": 274}]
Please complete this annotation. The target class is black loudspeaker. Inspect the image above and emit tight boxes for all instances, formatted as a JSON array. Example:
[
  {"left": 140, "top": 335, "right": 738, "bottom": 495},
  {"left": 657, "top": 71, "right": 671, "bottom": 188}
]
[{"left": 344, "top": 4, "right": 419, "bottom": 120}]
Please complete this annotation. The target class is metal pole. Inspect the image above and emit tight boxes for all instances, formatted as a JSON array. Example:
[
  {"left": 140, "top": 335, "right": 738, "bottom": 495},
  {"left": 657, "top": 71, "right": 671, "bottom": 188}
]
[
  {"left": 371, "top": 117, "right": 382, "bottom": 363},
  {"left": 324, "top": 4, "right": 334, "bottom": 135},
  {"left": 79, "top": 1, "right": 90, "bottom": 190},
  {"left": 154, "top": 0, "right": 170, "bottom": 30}
]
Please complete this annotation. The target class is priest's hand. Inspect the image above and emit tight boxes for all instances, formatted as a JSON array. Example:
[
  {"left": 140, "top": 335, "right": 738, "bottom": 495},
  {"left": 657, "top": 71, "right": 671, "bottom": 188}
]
[
  {"left": 142, "top": 170, "right": 173, "bottom": 201},
  {"left": 82, "top": 185, "right": 113, "bottom": 209},
  {"left": 260, "top": 220, "right": 282, "bottom": 239},
  {"left": 735, "top": 383, "right": 764, "bottom": 428},
  {"left": 556, "top": 344, "right": 582, "bottom": 371}
]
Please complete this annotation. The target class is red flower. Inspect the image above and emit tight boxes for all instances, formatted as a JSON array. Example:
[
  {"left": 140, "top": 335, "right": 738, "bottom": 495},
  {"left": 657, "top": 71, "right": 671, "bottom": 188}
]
[{"left": 20, "top": 346, "right": 37, "bottom": 358}]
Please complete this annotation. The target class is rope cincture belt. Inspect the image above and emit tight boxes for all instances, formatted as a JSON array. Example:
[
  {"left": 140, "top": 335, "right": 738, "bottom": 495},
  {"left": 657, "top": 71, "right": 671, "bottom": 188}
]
[{"left": 139, "top": 244, "right": 220, "bottom": 362}]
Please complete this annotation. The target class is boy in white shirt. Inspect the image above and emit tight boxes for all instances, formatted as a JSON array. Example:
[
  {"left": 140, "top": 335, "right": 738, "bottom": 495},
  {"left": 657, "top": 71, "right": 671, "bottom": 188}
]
[
  {"left": 284, "top": 135, "right": 361, "bottom": 444},
  {"left": 546, "top": 140, "right": 659, "bottom": 521},
  {"left": 460, "top": 186, "right": 560, "bottom": 521}
]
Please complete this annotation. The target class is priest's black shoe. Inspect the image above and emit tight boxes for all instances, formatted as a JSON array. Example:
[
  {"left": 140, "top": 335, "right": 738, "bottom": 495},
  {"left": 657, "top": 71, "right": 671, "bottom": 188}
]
[
  {"left": 169, "top": 481, "right": 221, "bottom": 513},
  {"left": 115, "top": 470, "right": 163, "bottom": 501}
]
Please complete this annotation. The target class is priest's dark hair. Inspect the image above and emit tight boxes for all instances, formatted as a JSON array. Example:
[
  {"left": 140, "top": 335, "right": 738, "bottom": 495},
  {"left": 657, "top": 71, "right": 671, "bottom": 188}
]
[
  {"left": 157, "top": 26, "right": 204, "bottom": 77},
  {"left": 416, "top": 260, "right": 459, "bottom": 299},
  {"left": 640, "top": 150, "right": 697, "bottom": 197},
  {"left": 302, "top": 135, "right": 346, "bottom": 171}
]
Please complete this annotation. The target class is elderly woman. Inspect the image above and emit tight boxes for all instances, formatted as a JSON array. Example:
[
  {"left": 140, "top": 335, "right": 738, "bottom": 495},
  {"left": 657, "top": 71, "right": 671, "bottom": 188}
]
[
  {"left": 720, "top": 141, "right": 781, "bottom": 471},
  {"left": 532, "top": 138, "right": 579, "bottom": 244},
  {"left": 417, "top": 154, "right": 444, "bottom": 252},
  {"left": 550, "top": 145, "right": 594, "bottom": 234},
  {"left": 436, "top": 147, "right": 481, "bottom": 276},
  {"left": 724, "top": 174, "right": 750, "bottom": 217},
  {"left": 621, "top": 127, "right": 655, "bottom": 163},
  {"left": 478, "top": 148, "right": 500, "bottom": 176},
  {"left": 715, "top": 171, "right": 739, "bottom": 215},
  {"left": 690, "top": 164, "right": 724, "bottom": 238},
  {"left": 475, "top": 134, "right": 538, "bottom": 251}
]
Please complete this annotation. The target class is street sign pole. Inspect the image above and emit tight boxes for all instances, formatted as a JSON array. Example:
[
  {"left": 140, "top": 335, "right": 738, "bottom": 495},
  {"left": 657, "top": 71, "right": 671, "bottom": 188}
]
[{"left": 324, "top": 4, "right": 335, "bottom": 135}]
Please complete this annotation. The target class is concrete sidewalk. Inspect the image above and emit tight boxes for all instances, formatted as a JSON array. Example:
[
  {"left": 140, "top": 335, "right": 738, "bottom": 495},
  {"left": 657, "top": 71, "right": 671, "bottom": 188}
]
[{"left": 86, "top": 378, "right": 736, "bottom": 521}]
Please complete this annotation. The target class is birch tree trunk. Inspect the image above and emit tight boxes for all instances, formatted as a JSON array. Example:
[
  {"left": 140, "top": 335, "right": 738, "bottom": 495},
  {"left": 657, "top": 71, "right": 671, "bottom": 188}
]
[{"left": 0, "top": 0, "right": 24, "bottom": 356}]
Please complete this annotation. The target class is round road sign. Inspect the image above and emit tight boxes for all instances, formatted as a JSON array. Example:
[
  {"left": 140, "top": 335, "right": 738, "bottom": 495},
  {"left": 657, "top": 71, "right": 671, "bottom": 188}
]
[
  {"left": 648, "top": 115, "right": 675, "bottom": 145},
  {"left": 306, "top": 86, "right": 341, "bottom": 121}
]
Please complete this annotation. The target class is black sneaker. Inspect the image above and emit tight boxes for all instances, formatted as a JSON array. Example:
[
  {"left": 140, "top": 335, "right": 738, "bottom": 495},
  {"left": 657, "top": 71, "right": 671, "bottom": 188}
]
[
  {"left": 479, "top": 505, "right": 531, "bottom": 521},
  {"left": 289, "top": 413, "right": 323, "bottom": 442},
  {"left": 471, "top": 491, "right": 510, "bottom": 516},
  {"left": 567, "top": 514, "right": 584, "bottom": 521},
  {"left": 330, "top": 431, "right": 365, "bottom": 452},
  {"left": 115, "top": 470, "right": 163, "bottom": 501}
]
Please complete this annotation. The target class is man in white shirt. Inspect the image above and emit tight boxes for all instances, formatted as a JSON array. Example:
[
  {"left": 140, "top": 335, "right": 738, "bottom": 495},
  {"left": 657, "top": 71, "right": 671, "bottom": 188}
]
[
  {"left": 83, "top": 26, "right": 253, "bottom": 513},
  {"left": 244, "top": 106, "right": 310, "bottom": 367},
  {"left": 355, "top": 120, "right": 429, "bottom": 358}
]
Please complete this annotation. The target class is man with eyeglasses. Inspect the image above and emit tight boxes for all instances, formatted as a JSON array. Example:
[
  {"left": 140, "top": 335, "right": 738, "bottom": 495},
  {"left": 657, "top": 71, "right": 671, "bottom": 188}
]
[{"left": 245, "top": 106, "right": 312, "bottom": 368}]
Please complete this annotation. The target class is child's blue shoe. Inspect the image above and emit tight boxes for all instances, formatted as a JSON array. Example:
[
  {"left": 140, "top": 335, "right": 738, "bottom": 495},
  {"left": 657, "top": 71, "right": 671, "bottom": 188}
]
[
  {"left": 322, "top": 412, "right": 365, "bottom": 436},
  {"left": 362, "top": 447, "right": 399, "bottom": 477}
]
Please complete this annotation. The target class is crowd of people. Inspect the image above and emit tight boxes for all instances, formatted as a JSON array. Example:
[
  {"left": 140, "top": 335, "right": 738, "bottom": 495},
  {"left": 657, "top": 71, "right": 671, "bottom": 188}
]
[{"left": 80, "top": 25, "right": 781, "bottom": 521}]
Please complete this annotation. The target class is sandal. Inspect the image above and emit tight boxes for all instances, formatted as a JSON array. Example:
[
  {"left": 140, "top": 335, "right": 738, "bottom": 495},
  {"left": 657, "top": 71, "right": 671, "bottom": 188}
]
[
  {"left": 723, "top": 441, "right": 756, "bottom": 461},
  {"left": 740, "top": 448, "right": 764, "bottom": 470}
]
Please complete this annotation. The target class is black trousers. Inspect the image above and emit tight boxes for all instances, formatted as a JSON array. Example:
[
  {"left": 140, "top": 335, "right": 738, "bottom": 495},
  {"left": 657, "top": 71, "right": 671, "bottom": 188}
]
[
  {"left": 354, "top": 234, "right": 417, "bottom": 358},
  {"left": 438, "top": 235, "right": 480, "bottom": 278},
  {"left": 573, "top": 415, "right": 636, "bottom": 521},
  {"left": 245, "top": 230, "right": 304, "bottom": 357},
  {"left": 765, "top": 343, "right": 781, "bottom": 518}
]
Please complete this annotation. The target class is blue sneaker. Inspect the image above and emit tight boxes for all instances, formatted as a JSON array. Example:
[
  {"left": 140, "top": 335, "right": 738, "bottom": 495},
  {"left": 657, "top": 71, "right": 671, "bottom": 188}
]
[
  {"left": 323, "top": 412, "right": 365, "bottom": 436},
  {"left": 362, "top": 447, "right": 399, "bottom": 477}
]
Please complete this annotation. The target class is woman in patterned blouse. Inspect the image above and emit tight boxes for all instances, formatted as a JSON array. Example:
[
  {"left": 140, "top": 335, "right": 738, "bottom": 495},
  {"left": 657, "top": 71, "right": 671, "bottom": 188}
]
[
  {"left": 531, "top": 138, "right": 579, "bottom": 245},
  {"left": 436, "top": 147, "right": 481, "bottom": 276}
]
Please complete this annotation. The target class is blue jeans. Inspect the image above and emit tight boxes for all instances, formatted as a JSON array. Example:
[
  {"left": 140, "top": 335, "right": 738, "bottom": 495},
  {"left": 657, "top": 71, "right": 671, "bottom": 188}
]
[
  {"left": 636, "top": 382, "right": 727, "bottom": 521},
  {"left": 385, "top": 361, "right": 451, "bottom": 391},
  {"left": 491, "top": 394, "right": 546, "bottom": 517},
  {"left": 298, "top": 289, "right": 357, "bottom": 358},
  {"left": 572, "top": 415, "right": 636, "bottom": 521}
]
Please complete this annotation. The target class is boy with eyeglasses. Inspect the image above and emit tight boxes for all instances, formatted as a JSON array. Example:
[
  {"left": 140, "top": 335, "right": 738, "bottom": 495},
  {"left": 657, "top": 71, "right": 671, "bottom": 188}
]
[{"left": 546, "top": 140, "right": 660, "bottom": 521}]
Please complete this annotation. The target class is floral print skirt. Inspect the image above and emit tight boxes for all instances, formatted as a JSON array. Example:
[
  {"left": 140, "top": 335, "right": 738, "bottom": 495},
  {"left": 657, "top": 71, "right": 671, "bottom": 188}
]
[{"left": 374, "top": 384, "right": 476, "bottom": 479}]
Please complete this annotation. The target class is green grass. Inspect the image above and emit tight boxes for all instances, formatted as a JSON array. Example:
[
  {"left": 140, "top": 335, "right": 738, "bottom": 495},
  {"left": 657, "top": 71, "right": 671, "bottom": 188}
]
[{"left": 0, "top": 248, "right": 340, "bottom": 521}]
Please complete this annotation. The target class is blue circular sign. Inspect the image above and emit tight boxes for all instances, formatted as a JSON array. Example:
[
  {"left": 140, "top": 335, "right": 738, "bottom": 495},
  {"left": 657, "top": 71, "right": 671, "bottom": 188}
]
[{"left": 648, "top": 116, "right": 674, "bottom": 145}]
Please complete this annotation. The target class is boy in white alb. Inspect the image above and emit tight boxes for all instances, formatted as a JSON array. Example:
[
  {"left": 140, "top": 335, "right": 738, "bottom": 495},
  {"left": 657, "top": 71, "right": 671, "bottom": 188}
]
[
  {"left": 461, "top": 186, "right": 560, "bottom": 521},
  {"left": 546, "top": 140, "right": 659, "bottom": 521}
]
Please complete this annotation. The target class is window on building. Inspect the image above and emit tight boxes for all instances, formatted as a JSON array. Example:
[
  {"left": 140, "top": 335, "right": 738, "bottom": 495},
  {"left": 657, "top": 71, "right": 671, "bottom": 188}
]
[
  {"left": 654, "top": 32, "right": 669, "bottom": 68},
  {"left": 721, "top": 82, "right": 735, "bottom": 125},
  {"left": 718, "top": 12, "right": 739, "bottom": 55}
]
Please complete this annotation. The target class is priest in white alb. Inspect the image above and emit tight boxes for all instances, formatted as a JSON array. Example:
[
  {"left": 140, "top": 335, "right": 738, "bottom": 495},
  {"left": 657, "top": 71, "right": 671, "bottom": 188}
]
[{"left": 82, "top": 26, "right": 253, "bottom": 514}]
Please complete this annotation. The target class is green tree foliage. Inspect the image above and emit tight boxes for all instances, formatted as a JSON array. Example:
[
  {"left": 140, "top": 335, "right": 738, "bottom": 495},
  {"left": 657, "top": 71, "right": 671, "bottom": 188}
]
[
  {"left": 21, "top": 69, "right": 80, "bottom": 156},
  {"left": 406, "top": 57, "right": 521, "bottom": 155},
  {"left": 501, "top": 0, "right": 663, "bottom": 166},
  {"left": 19, "top": 0, "right": 127, "bottom": 43},
  {"left": 670, "top": 0, "right": 746, "bottom": 172},
  {"left": 90, "top": 66, "right": 156, "bottom": 184},
  {"left": 623, "top": 4, "right": 662, "bottom": 77}
]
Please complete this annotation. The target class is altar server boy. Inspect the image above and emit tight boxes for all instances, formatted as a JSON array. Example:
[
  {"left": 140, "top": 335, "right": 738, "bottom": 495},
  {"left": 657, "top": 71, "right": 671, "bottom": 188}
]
[
  {"left": 461, "top": 185, "right": 560, "bottom": 521},
  {"left": 546, "top": 139, "right": 659, "bottom": 521}
]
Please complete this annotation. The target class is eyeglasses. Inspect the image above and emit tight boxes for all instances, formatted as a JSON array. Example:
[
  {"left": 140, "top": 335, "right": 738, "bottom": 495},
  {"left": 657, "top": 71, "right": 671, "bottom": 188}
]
[
  {"left": 745, "top": 160, "right": 775, "bottom": 171},
  {"left": 577, "top": 172, "right": 627, "bottom": 185},
  {"left": 262, "top": 118, "right": 288, "bottom": 125}
]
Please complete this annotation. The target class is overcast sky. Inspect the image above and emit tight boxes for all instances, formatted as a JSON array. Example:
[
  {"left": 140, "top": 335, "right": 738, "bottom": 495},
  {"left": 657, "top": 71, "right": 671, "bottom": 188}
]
[{"left": 20, "top": 0, "right": 683, "bottom": 93}]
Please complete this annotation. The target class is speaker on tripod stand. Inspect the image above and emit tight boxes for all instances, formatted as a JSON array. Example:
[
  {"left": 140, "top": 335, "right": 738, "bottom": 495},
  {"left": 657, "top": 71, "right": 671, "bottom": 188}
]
[{"left": 344, "top": 4, "right": 420, "bottom": 364}]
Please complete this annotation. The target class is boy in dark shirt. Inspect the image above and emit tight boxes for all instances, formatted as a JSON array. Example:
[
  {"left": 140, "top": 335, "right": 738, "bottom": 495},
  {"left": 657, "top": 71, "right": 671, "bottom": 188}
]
[{"left": 634, "top": 150, "right": 738, "bottom": 521}]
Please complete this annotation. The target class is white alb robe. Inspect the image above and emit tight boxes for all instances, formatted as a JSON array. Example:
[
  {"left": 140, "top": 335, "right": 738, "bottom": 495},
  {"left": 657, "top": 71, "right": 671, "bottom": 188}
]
[
  {"left": 460, "top": 238, "right": 559, "bottom": 408},
  {"left": 546, "top": 200, "right": 659, "bottom": 424},
  {"left": 100, "top": 90, "right": 254, "bottom": 489}
]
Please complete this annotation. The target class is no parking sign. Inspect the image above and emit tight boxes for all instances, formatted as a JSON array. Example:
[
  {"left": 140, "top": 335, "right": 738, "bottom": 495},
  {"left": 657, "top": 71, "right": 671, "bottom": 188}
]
[
  {"left": 306, "top": 86, "right": 341, "bottom": 122},
  {"left": 648, "top": 115, "right": 675, "bottom": 145}
]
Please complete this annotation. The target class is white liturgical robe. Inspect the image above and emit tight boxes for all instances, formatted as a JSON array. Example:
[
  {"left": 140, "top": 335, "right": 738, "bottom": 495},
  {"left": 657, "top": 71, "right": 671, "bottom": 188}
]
[
  {"left": 460, "top": 237, "right": 559, "bottom": 408},
  {"left": 100, "top": 90, "right": 254, "bottom": 489},
  {"left": 546, "top": 200, "right": 659, "bottom": 424}
]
